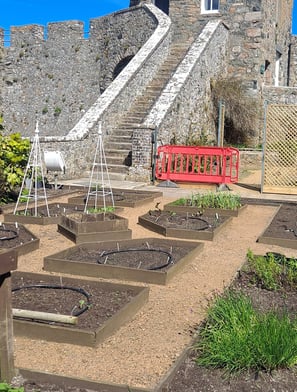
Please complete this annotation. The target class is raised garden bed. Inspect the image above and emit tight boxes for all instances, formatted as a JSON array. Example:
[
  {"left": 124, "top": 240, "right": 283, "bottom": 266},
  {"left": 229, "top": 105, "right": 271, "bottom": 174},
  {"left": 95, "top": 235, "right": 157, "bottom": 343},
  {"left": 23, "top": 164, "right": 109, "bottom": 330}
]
[
  {"left": 0, "top": 185, "right": 83, "bottom": 214},
  {"left": 11, "top": 271, "right": 149, "bottom": 347},
  {"left": 157, "top": 251, "right": 297, "bottom": 391},
  {"left": 0, "top": 223, "right": 39, "bottom": 256},
  {"left": 138, "top": 211, "right": 232, "bottom": 240},
  {"left": 163, "top": 202, "right": 247, "bottom": 216},
  {"left": 4, "top": 203, "right": 85, "bottom": 225},
  {"left": 257, "top": 203, "right": 297, "bottom": 249},
  {"left": 68, "top": 188, "right": 163, "bottom": 208},
  {"left": 43, "top": 238, "right": 204, "bottom": 285},
  {"left": 163, "top": 192, "right": 245, "bottom": 217},
  {"left": 58, "top": 212, "right": 132, "bottom": 244},
  {"left": 17, "top": 368, "right": 151, "bottom": 392}
]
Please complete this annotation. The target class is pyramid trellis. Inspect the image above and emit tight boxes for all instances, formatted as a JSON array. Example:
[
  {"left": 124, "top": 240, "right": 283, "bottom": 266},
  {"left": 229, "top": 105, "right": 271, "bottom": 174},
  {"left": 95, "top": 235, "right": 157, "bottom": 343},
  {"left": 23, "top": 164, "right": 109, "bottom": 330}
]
[
  {"left": 84, "top": 122, "right": 114, "bottom": 212},
  {"left": 14, "top": 122, "right": 50, "bottom": 216}
]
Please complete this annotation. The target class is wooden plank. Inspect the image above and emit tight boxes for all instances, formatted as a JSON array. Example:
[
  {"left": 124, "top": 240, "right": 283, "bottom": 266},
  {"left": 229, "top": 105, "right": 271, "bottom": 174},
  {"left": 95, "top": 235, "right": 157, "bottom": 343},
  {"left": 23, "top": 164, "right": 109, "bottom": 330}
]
[
  {"left": 262, "top": 185, "right": 297, "bottom": 195},
  {"left": 13, "top": 309, "right": 78, "bottom": 324},
  {"left": 0, "top": 272, "right": 15, "bottom": 382}
]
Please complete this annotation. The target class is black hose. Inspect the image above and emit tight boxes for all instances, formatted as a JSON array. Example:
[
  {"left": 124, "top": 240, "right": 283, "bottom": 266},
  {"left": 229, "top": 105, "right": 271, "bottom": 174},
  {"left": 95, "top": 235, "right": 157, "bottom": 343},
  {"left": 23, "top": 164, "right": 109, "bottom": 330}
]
[
  {"left": 97, "top": 248, "right": 173, "bottom": 270},
  {"left": 12, "top": 284, "right": 91, "bottom": 316},
  {"left": 0, "top": 227, "right": 18, "bottom": 241},
  {"left": 186, "top": 216, "right": 211, "bottom": 230}
]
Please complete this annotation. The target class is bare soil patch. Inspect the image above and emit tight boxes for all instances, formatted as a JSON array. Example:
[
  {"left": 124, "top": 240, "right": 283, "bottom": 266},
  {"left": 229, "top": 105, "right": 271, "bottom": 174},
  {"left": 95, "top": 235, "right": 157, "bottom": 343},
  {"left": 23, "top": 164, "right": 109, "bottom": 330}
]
[{"left": 258, "top": 203, "right": 297, "bottom": 245}]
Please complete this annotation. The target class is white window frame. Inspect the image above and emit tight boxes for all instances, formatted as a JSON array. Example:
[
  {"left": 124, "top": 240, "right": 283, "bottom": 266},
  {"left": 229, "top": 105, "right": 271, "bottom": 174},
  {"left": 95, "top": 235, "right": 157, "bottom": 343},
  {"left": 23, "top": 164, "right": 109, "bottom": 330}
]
[{"left": 201, "top": 0, "right": 219, "bottom": 14}]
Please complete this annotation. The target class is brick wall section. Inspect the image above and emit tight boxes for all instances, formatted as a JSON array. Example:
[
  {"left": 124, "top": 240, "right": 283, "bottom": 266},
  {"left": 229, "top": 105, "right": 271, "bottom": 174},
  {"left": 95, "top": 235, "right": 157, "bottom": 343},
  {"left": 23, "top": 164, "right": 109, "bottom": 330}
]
[{"left": 0, "top": 7, "right": 156, "bottom": 137}]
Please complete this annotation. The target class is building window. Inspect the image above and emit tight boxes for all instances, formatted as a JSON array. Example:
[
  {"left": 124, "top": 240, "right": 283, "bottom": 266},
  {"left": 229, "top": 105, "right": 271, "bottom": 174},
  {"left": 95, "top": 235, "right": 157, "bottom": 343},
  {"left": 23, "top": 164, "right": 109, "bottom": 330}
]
[{"left": 201, "top": 0, "right": 219, "bottom": 13}]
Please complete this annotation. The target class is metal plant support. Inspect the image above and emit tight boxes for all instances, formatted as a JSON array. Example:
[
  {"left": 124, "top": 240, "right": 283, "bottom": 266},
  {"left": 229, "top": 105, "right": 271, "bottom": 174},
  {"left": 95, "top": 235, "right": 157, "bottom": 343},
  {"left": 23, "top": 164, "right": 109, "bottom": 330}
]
[
  {"left": 84, "top": 122, "right": 114, "bottom": 212},
  {"left": 14, "top": 122, "right": 50, "bottom": 217}
]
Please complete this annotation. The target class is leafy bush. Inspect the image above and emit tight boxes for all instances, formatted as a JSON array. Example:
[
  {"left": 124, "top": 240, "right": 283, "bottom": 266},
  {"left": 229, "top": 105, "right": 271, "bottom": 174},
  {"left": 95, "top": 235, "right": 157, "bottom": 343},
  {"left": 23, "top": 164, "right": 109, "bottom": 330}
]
[
  {"left": 0, "top": 132, "right": 30, "bottom": 204},
  {"left": 195, "top": 290, "right": 297, "bottom": 373}
]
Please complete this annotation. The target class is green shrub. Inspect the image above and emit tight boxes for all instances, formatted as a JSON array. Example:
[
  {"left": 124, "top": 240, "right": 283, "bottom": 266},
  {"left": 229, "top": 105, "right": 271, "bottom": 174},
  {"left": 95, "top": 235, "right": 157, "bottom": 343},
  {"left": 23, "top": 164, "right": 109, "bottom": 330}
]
[{"left": 0, "top": 131, "right": 30, "bottom": 204}]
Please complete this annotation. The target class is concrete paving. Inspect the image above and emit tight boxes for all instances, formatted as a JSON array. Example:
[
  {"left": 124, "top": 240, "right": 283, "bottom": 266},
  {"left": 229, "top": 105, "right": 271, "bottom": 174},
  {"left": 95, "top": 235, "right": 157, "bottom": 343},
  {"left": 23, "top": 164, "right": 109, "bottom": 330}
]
[{"left": 60, "top": 170, "right": 297, "bottom": 203}]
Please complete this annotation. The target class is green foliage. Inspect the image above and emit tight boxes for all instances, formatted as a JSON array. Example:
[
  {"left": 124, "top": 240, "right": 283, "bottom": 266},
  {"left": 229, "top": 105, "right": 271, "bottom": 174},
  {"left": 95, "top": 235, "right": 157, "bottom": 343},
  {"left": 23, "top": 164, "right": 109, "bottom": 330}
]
[
  {"left": 87, "top": 206, "right": 115, "bottom": 214},
  {"left": 0, "top": 382, "right": 24, "bottom": 391},
  {"left": 0, "top": 132, "right": 30, "bottom": 204},
  {"left": 246, "top": 250, "right": 297, "bottom": 290},
  {"left": 195, "top": 290, "right": 297, "bottom": 373},
  {"left": 172, "top": 192, "right": 242, "bottom": 210}
]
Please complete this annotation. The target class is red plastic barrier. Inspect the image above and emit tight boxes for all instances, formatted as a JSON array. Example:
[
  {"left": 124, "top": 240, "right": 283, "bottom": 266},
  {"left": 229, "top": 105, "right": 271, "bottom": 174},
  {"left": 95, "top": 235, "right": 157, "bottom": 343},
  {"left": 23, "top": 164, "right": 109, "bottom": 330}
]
[{"left": 155, "top": 145, "right": 239, "bottom": 184}]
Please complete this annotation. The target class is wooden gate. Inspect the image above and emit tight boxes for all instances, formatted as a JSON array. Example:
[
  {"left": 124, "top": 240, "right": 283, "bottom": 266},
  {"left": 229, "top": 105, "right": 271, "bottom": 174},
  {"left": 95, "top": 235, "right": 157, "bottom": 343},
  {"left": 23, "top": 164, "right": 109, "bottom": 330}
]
[{"left": 262, "top": 104, "right": 297, "bottom": 194}]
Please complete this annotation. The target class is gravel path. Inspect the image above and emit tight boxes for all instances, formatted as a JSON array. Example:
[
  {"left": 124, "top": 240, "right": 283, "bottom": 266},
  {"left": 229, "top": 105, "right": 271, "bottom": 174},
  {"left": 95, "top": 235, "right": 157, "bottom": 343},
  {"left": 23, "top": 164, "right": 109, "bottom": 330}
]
[{"left": 7, "top": 190, "right": 297, "bottom": 389}]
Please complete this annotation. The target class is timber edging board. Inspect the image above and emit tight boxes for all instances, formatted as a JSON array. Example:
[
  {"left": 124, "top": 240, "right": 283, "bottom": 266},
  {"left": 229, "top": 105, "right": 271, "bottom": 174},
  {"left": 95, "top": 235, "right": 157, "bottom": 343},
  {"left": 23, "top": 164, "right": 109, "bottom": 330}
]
[
  {"left": 12, "top": 271, "right": 149, "bottom": 347},
  {"left": 43, "top": 238, "right": 204, "bottom": 285}
]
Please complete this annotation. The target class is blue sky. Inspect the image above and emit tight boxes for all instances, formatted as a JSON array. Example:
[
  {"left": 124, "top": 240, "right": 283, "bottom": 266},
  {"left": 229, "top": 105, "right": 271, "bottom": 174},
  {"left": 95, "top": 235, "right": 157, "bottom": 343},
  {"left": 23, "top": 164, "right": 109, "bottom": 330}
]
[
  {"left": 1, "top": 1, "right": 297, "bottom": 34},
  {"left": 0, "top": 1, "right": 130, "bottom": 33}
]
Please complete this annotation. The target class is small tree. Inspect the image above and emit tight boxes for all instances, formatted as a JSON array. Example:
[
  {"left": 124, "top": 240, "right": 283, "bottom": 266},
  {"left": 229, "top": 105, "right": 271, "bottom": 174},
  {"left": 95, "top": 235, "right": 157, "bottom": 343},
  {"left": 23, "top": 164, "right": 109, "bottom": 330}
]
[{"left": 211, "top": 77, "right": 261, "bottom": 147}]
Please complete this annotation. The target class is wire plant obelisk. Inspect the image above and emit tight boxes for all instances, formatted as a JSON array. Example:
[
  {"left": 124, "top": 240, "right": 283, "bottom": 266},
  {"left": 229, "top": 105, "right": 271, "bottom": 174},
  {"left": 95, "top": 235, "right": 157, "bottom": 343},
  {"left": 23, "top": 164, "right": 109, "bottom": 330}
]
[
  {"left": 84, "top": 122, "right": 114, "bottom": 213},
  {"left": 14, "top": 122, "right": 50, "bottom": 217}
]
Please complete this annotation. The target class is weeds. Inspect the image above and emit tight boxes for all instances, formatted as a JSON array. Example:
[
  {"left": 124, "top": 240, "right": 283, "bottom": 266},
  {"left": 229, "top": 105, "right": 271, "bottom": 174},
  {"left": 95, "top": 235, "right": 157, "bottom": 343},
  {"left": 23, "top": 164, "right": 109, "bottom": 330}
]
[
  {"left": 0, "top": 382, "right": 24, "bottom": 391},
  {"left": 246, "top": 250, "right": 297, "bottom": 290}
]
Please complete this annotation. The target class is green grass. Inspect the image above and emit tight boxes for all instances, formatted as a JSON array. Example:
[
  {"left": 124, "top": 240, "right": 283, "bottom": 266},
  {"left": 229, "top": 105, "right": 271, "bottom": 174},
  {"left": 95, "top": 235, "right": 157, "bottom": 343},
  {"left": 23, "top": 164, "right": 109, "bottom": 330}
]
[
  {"left": 195, "top": 291, "right": 297, "bottom": 373},
  {"left": 172, "top": 192, "right": 242, "bottom": 210}
]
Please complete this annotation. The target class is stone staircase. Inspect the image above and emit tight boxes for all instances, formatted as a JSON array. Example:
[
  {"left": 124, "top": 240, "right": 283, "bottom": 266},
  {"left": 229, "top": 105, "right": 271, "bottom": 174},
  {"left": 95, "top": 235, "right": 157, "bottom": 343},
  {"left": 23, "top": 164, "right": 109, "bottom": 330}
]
[{"left": 103, "top": 1, "right": 205, "bottom": 179}]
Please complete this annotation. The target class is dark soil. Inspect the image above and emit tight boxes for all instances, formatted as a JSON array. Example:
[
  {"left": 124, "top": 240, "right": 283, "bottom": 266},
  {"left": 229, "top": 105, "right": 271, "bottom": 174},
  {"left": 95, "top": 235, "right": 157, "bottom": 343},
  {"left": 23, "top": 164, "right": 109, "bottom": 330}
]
[
  {"left": 11, "top": 273, "right": 135, "bottom": 330},
  {"left": 0, "top": 185, "right": 82, "bottom": 213},
  {"left": 260, "top": 203, "right": 297, "bottom": 240},
  {"left": 0, "top": 223, "right": 36, "bottom": 249},
  {"left": 14, "top": 203, "right": 85, "bottom": 218},
  {"left": 60, "top": 240, "right": 191, "bottom": 271},
  {"left": 140, "top": 210, "right": 229, "bottom": 231},
  {"left": 160, "top": 258, "right": 297, "bottom": 392}
]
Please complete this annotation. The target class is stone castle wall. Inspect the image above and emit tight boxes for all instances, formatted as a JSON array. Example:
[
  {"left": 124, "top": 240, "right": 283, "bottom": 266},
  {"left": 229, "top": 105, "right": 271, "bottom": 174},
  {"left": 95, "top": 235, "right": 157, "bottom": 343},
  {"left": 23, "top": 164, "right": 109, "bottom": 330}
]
[
  {"left": 37, "top": 4, "right": 172, "bottom": 179},
  {"left": 0, "top": 7, "right": 157, "bottom": 137}
]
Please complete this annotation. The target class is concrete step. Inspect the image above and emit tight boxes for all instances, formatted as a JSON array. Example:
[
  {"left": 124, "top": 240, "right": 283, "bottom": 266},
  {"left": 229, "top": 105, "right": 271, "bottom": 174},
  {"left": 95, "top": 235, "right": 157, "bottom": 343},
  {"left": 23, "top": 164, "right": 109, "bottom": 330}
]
[
  {"left": 105, "top": 141, "right": 132, "bottom": 149},
  {"left": 105, "top": 155, "right": 131, "bottom": 165}
]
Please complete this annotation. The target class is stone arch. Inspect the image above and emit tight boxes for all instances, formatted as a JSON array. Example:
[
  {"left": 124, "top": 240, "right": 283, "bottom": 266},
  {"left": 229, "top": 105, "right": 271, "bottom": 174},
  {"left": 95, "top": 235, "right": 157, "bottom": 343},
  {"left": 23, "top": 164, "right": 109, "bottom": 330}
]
[{"left": 113, "top": 55, "right": 134, "bottom": 80}]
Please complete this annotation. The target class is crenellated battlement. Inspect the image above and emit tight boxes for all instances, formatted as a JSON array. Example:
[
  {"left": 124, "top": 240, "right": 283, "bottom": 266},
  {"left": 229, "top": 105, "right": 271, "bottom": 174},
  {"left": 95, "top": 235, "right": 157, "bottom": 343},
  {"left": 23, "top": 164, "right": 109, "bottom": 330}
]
[
  {"left": 3, "top": 20, "right": 86, "bottom": 48},
  {"left": 1, "top": 7, "right": 139, "bottom": 49}
]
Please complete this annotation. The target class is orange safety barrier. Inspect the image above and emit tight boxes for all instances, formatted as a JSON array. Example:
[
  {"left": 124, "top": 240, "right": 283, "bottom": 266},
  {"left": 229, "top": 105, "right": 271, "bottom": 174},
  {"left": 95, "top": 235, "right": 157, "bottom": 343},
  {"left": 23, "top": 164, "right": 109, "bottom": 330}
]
[{"left": 155, "top": 145, "right": 240, "bottom": 184}]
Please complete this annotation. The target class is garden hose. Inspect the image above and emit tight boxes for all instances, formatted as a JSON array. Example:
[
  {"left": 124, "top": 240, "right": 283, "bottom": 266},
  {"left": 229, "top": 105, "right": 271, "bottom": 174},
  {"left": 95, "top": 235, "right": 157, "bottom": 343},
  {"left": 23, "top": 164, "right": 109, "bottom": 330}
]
[
  {"left": 0, "top": 227, "right": 18, "bottom": 241},
  {"left": 12, "top": 284, "right": 92, "bottom": 316},
  {"left": 97, "top": 248, "right": 173, "bottom": 270}
]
